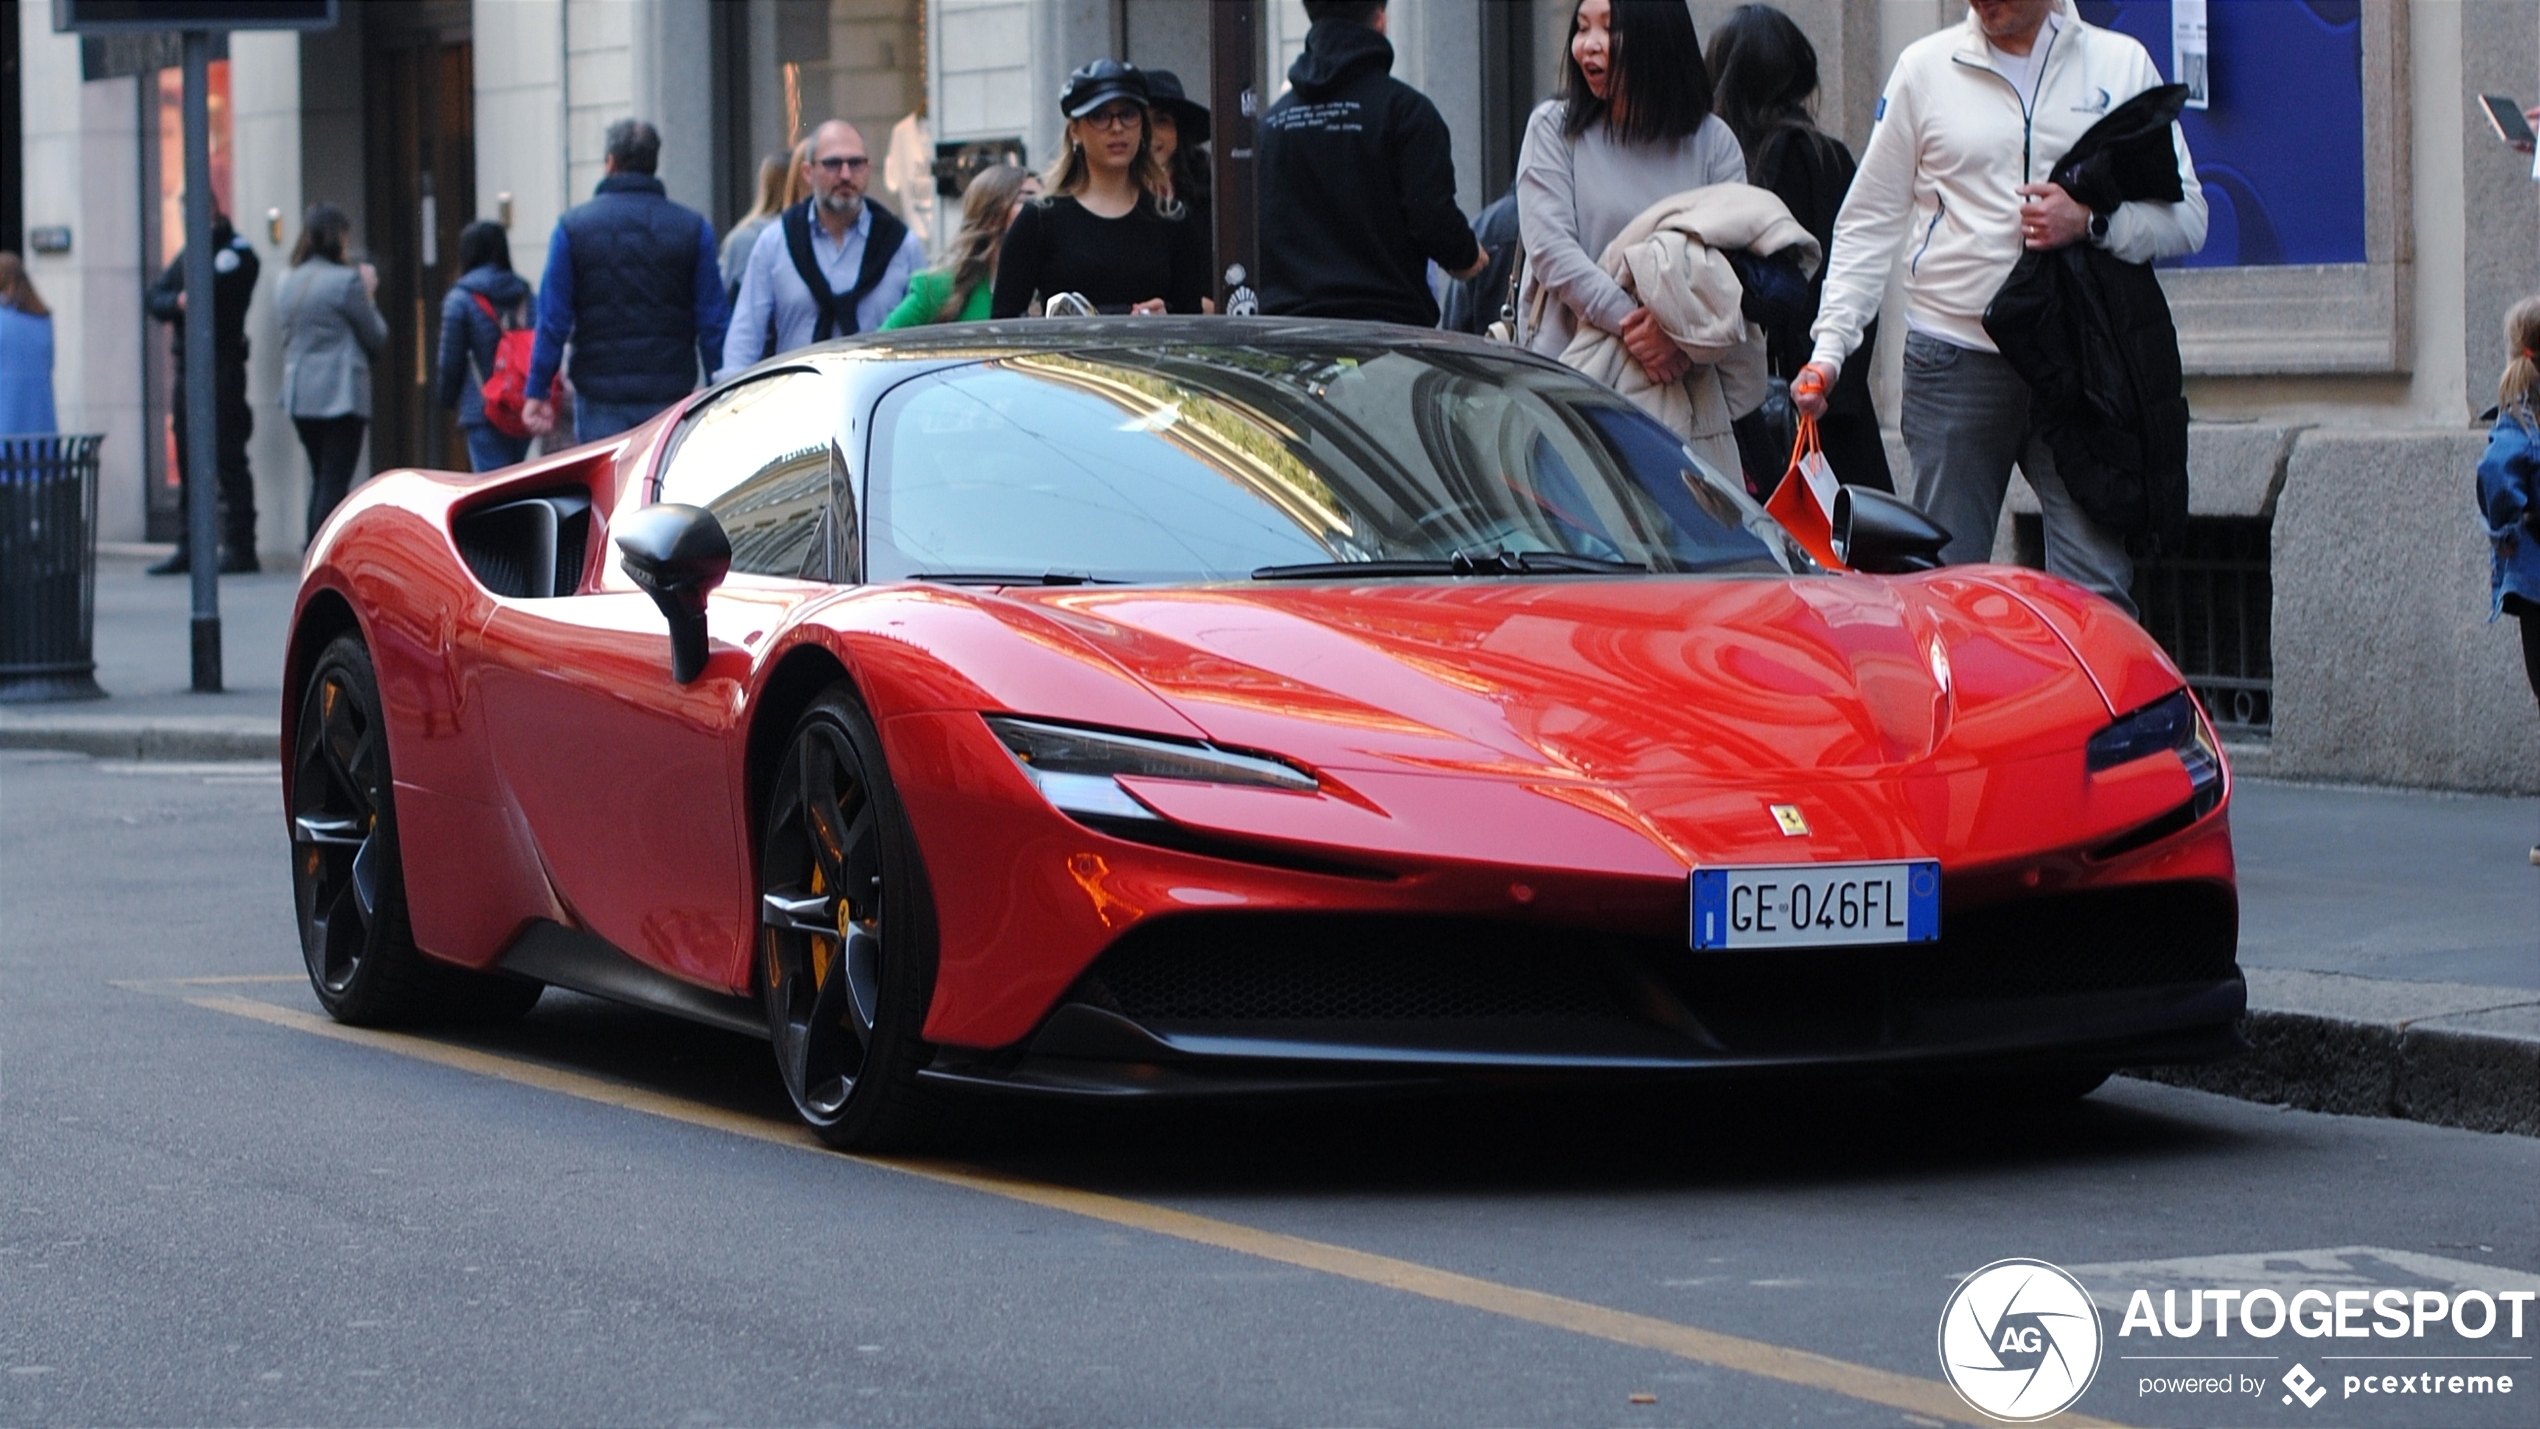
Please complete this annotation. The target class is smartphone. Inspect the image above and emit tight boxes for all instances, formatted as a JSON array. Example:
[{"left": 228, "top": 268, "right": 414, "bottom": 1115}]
[{"left": 2481, "top": 93, "right": 2534, "bottom": 148}]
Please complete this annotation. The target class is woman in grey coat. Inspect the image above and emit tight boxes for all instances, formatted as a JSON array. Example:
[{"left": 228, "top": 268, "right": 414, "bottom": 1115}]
[{"left": 275, "top": 203, "right": 388, "bottom": 537}]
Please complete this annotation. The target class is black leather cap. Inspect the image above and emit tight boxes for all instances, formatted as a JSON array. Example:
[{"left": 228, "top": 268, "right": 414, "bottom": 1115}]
[
  {"left": 1142, "top": 70, "right": 1210, "bottom": 146},
  {"left": 1061, "top": 59, "right": 1150, "bottom": 119}
]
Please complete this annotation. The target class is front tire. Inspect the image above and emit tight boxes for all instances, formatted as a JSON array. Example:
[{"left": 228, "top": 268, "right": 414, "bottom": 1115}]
[
  {"left": 758, "top": 684, "right": 939, "bottom": 1148},
  {"left": 290, "top": 632, "right": 541, "bottom": 1025}
]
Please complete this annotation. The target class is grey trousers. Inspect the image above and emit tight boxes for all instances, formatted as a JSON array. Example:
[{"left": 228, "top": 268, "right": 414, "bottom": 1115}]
[{"left": 1897, "top": 332, "right": 2136, "bottom": 617}]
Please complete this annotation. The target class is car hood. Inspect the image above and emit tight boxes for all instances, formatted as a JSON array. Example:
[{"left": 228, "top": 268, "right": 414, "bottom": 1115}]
[{"left": 1002, "top": 574, "right": 2112, "bottom": 785}]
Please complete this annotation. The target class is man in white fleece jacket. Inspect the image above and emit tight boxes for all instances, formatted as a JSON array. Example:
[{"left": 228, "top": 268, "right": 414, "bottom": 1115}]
[{"left": 1794, "top": 0, "right": 2204, "bottom": 613}]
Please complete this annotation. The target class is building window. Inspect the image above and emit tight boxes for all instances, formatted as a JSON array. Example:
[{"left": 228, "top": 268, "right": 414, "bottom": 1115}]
[
  {"left": 2080, "top": 1, "right": 2365, "bottom": 269},
  {"left": 2130, "top": 517, "right": 2273, "bottom": 737},
  {"left": 141, "top": 60, "right": 233, "bottom": 541}
]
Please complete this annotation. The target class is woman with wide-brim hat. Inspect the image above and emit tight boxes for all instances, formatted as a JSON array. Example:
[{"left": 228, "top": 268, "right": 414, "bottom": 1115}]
[
  {"left": 1143, "top": 69, "right": 1213, "bottom": 237},
  {"left": 990, "top": 59, "right": 1209, "bottom": 317}
]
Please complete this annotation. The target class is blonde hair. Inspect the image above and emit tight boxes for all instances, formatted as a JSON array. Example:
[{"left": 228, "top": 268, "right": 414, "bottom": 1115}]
[
  {"left": 937, "top": 164, "right": 1034, "bottom": 320},
  {"left": 1040, "top": 110, "right": 1183, "bottom": 218},
  {"left": 2502, "top": 295, "right": 2540, "bottom": 425},
  {"left": 0, "top": 253, "right": 46, "bottom": 318},
  {"left": 740, "top": 153, "right": 791, "bottom": 226},
  {"left": 783, "top": 136, "right": 814, "bottom": 208}
]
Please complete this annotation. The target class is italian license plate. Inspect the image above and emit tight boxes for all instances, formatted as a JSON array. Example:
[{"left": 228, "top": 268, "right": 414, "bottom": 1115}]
[{"left": 1689, "top": 860, "right": 1940, "bottom": 950}]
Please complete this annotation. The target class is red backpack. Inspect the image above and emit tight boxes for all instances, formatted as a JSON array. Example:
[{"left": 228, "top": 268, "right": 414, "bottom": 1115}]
[{"left": 471, "top": 293, "right": 536, "bottom": 439}]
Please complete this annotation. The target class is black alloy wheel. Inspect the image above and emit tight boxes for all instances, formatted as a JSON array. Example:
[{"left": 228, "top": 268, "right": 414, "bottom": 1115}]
[
  {"left": 290, "top": 633, "right": 541, "bottom": 1025},
  {"left": 759, "top": 684, "right": 938, "bottom": 1148}
]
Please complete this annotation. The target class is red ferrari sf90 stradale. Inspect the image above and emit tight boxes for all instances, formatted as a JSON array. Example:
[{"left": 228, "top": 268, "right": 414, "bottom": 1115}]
[{"left": 282, "top": 320, "right": 2240, "bottom": 1147}]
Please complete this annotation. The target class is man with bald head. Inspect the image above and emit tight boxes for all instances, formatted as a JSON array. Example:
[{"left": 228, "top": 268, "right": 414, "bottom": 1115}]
[{"left": 720, "top": 119, "right": 925, "bottom": 378}]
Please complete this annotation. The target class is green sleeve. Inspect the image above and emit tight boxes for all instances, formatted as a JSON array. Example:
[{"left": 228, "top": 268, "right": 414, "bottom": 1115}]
[
  {"left": 959, "top": 279, "right": 995, "bottom": 322},
  {"left": 881, "top": 271, "right": 949, "bottom": 330}
]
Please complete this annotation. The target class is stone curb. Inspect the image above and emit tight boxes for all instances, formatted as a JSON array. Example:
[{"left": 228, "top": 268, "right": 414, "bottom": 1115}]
[
  {"left": 2125, "top": 971, "right": 2540, "bottom": 1138},
  {"left": 0, "top": 715, "right": 279, "bottom": 762}
]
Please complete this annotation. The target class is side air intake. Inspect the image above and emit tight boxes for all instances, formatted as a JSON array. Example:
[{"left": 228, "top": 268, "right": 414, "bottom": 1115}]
[{"left": 454, "top": 490, "right": 592, "bottom": 598}]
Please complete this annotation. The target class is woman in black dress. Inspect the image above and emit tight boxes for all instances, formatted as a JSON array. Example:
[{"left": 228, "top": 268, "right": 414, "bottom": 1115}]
[
  {"left": 1706, "top": 5, "right": 1893, "bottom": 491},
  {"left": 991, "top": 59, "right": 1210, "bottom": 318}
]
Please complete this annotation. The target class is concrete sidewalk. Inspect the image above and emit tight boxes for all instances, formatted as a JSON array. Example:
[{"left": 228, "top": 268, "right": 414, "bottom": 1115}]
[
  {"left": 4, "top": 552, "right": 2535, "bottom": 1133},
  {"left": 0, "top": 550, "right": 292, "bottom": 758}
]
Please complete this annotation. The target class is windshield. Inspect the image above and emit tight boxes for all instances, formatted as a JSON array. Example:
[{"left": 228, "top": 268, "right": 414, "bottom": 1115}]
[{"left": 862, "top": 344, "right": 1810, "bottom": 584}]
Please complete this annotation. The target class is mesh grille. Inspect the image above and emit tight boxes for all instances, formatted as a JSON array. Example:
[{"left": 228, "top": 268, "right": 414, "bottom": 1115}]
[
  {"left": 1656, "top": 882, "right": 2240, "bottom": 1053},
  {"left": 1900, "top": 883, "right": 2238, "bottom": 998},
  {"left": 1083, "top": 917, "right": 1639, "bottom": 1023},
  {"left": 1065, "top": 886, "right": 2236, "bottom": 1052}
]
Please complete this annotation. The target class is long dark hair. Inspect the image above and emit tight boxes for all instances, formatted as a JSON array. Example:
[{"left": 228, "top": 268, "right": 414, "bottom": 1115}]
[
  {"left": 290, "top": 203, "right": 350, "bottom": 267},
  {"left": 938, "top": 163, "right": 1034, "bottom": 320},
  {"left": 1561, "top": 0, "right": 1714, "bottom": 145},
  {"left": 457, "top": 220, "right": 512, "bottom": 275},
  {"left": 1705, "top": 4, "right": 1820, "bottom": 172}
]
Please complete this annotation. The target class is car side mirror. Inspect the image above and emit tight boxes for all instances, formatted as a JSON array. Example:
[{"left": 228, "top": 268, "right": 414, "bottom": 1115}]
[
  {"left": 1832, "top": 486, "right": 1951, "bottom": 575},
  {"left": 614, "top": 503, "right": 731, "bottom": 683}
]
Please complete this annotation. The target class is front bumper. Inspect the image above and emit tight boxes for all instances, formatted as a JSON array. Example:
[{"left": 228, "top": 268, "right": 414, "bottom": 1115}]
[{"left": 918, "top": 880, "right": 2246, "bottom": 1096}]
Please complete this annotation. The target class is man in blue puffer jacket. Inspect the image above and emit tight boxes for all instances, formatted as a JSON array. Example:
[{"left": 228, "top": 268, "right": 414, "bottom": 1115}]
[{"left": 522, "top": 119, "right": 729, "bottom": 445}]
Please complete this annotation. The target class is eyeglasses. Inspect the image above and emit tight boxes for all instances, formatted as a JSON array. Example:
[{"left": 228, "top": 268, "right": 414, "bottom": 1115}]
[
  {"left": 813, "top": 155, "right": 871, "bottom": 172},
  {"left": 1078, "top": 106, "right": 1144, "bottom": 132}
]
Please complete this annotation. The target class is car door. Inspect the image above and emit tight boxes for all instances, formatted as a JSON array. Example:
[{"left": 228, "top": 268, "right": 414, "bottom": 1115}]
[{"left": 475, "top": 365, "right": 850, "bottom": 991}]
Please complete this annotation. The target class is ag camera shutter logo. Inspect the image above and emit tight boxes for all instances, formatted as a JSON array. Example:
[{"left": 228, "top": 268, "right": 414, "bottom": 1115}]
[{"left": 1938, "top": 1258, "right": 2105, "bottom": 1421}]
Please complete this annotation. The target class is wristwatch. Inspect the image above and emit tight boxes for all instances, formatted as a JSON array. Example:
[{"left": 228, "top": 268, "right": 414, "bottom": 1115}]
[{"left": 2089, "top": 211, "right": 2111, "bottom": 243}]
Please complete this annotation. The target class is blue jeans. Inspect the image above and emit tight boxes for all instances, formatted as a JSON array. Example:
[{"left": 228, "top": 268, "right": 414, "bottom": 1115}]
[
  {"left": 574, "top": 396, "right": 676, "bottom": 445},
  {"left": 1896, "top": 333, "right": 2136, "bottom": 617},
  {"left": 463, "top": 421, "right": 532, "bottom": 473}
]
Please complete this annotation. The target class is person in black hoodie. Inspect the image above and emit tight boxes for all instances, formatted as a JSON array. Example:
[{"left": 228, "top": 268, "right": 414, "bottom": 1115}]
[
  {"left": 1256, "top": 0, "right": 1485, "bottom": 326},
  {"left": 144, "top": 211, "right": 260, "bottom": 573},
  {"left": 435, "top": 221, "right": 535, "bottom": 472}
]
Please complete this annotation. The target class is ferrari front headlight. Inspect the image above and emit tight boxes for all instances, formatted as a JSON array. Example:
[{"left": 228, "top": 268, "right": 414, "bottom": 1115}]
[
  {"left": 2086, "top": 689, "right": 2221, "bottom": 795},
  {"left": 984, "top": 715, "right": 1316, "bottom": 824}
]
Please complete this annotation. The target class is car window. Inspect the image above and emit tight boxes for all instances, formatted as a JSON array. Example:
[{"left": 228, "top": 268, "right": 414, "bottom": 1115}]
[
  {"left": 862, "top": 349, "right": 1800, "bottom": 584},
  {"left": 655, "top": 367, "right": 843, "bottom": 579},
  {"left": 867, "top": 364, "right": 1333, "bottom": 581}
]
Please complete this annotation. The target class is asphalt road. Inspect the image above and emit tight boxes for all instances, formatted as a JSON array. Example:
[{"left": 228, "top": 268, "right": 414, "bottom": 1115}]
[{"left": 4, "top": 748, "right": 2535, "bottom": 1429}]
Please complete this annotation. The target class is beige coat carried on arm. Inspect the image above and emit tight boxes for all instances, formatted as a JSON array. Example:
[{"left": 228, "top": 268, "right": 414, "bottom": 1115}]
[{"left": 1555, "top": 183, "right": 1818, "bottom": 483}]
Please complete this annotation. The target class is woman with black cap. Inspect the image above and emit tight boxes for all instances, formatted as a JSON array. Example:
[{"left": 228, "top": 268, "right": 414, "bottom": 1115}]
[
  {"left": 1143, "top": 69, "right": 1213, "bottom": 237},
  {"left": 991, "top": 59, "right": 1209, "bottom": 317}
]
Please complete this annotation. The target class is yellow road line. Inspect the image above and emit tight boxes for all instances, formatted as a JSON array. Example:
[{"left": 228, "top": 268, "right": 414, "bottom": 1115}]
[
  {"left": 178, "top": 991, "right": 2129, "bottom": 1429},
  {"left": 106, "top": 975, "right": 306, "bottom": 993}
]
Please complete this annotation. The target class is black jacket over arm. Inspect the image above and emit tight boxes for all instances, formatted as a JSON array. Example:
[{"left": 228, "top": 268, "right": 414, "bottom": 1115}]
[{"left": 1983, "top": 85, "right": 2194, "bottom": 550}]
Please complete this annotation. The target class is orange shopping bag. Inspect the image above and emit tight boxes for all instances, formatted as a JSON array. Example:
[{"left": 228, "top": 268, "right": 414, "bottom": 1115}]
[{"left": 1763, "top": 410, "right": 1845, "bottom": 568}]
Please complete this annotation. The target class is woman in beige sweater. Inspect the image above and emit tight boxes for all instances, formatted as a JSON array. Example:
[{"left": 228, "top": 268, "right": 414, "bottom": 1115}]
[{"left": 1517, "top": 0, "right": 1746, "bottom": 384}]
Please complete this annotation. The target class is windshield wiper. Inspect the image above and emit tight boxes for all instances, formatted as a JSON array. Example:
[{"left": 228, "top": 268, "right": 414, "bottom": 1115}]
[
  {"left": 1491, "top": 550, "right": 1649, "bottom": 575},
  {"left": 908, "top": 571, "right": 1126, "bottom": 586},
  {"left": 1251, "top": 549, "right": 1646, "bottom": 580}
]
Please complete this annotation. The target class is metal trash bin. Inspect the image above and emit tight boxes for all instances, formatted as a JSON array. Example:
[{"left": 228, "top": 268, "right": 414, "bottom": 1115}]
[{"left": 0, "top": 434, "right": 108, "bottom": 702}]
